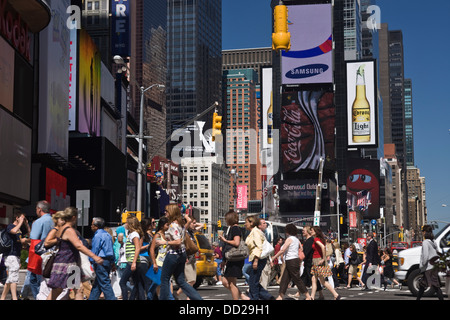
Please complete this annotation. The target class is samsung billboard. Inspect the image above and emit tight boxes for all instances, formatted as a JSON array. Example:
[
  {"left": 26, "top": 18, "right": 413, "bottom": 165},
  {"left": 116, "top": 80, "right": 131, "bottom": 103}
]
[{"left": 281, "top": 4, "right": 333, "bottom": 85}]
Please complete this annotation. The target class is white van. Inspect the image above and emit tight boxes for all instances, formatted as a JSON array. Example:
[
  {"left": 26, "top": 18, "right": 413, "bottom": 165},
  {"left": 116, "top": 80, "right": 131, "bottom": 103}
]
[{"left": 396, "top": 224, "right": 450, "bottom": 297}]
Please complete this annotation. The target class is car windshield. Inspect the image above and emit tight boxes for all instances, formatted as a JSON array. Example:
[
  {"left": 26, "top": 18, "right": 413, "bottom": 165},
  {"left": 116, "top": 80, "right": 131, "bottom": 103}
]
[{"left": 195, "top": 234, "right": 212, "bottom": 250}]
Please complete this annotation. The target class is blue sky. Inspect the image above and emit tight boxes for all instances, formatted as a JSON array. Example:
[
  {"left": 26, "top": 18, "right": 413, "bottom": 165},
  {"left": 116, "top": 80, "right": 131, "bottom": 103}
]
[{"left": 222, "top": 0, "right": 450, "bottom": 230}]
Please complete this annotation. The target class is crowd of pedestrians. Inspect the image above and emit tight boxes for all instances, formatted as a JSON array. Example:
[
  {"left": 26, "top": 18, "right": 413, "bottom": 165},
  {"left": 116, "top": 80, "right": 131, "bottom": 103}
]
[{"left": 0, "top": 202, "right": 447, "bottom": 301}]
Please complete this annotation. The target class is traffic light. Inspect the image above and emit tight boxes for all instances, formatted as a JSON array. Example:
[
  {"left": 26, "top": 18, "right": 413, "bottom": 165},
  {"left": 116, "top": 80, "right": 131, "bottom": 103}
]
[
  {"left": 212, "top": 112, "right": 222, "bottom": 141},
  {"left": 272, "top": 5, "right": 291, "bottom": 52},
  {"left": 218, "top": 220, "right": 222, "bottom": 228}
]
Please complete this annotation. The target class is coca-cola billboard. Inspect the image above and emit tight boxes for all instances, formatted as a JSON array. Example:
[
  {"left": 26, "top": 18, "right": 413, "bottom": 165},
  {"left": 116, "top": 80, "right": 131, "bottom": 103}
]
[{"left": 280, "top": 89, "right": 335, "bottom": 172}]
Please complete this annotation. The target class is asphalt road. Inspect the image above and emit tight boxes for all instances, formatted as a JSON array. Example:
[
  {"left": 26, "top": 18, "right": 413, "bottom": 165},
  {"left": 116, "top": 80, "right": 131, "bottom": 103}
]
[{"left": 3, "top": 270, "right": 447, "bottom": 302}]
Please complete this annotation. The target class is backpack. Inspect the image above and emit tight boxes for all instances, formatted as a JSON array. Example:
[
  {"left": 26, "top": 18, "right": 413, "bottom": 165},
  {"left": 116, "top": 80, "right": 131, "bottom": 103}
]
[{"left": 0, "top": 229, "right": 13, "bottom": 254}]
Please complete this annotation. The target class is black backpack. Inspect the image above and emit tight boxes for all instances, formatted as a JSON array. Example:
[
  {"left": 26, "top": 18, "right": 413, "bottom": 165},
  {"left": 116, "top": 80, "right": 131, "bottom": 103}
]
[{"left": 0, "top": 228, "right": 13, "bottom": 254}]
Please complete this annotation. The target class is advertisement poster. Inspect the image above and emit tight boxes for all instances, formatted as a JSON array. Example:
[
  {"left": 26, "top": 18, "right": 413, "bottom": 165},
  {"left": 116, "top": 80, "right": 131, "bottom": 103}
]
[
  {"left": 236, "top": 185, "right": 248, "bottom": 210},
  {"left": 346, "top": 158, "right": 380, "bottom": 220},
  {"left": 281, "top": 4, "right": 333, "bottom": 85},
  {"left": 78, "top": 29, "right": 101, "bottom": 136},
  {"left": 281, "top": 89, "right": 335, "bottom": 172},
  {"left": 346, "top": 60, "right": 378, "bottom": 148}
]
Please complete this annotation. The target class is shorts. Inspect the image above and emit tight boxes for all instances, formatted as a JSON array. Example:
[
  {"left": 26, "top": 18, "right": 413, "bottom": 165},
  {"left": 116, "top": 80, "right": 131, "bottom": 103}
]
[
  {"left": 4, "top": 255, "right": 20, "bottom": 283},
  {"left": 184, "top": 259, "right": 197, "bottom": 283},
  {"left": 349, "top": 264, "right": 358, "bottom": 276}
]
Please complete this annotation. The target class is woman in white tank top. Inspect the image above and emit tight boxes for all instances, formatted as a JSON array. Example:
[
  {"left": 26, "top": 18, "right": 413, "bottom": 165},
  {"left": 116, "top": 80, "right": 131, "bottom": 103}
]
[{"left": 271, "top": 224, "right": 312, "bottom": 300}]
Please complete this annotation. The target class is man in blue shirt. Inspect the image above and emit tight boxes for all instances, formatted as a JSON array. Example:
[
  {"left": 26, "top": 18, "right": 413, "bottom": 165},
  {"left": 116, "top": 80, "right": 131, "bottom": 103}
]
[
  {"left": 27, "top": 200, "right": 54, "bottom": 299},
  {"left": 89, "top": 217, "right": 116, "bottom": 300}
]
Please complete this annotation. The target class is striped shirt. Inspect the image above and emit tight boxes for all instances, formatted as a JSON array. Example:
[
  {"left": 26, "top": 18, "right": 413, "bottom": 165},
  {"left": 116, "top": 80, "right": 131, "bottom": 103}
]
[{"left": 125, "top": 231, "right": 141, "bottom": 263}]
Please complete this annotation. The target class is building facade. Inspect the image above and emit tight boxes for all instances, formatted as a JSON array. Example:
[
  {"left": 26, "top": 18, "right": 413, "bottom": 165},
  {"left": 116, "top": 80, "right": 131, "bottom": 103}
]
[
  {"left": 181, "top": 156, "right": 230, "bottom": 236},
  {"left": 166, "top": 0, "right": 222, "bottom": 158},
  {"left": 223, "top": 69, "right": 262, "bottom": 209}
]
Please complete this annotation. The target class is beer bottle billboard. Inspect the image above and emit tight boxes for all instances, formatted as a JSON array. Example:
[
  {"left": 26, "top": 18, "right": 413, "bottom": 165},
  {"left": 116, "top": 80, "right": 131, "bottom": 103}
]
[{"left": 352, "top": 64, "right": 370, "bottom": 143}]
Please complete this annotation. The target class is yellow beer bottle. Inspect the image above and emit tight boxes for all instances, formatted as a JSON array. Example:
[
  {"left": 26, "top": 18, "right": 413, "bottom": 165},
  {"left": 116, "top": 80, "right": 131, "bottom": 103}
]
[
  {"left": 352, "top": 65, "right": 371, "bottom": 143},
  {"left": 267, "top": 91, "right": 273, "bottom": 144}
]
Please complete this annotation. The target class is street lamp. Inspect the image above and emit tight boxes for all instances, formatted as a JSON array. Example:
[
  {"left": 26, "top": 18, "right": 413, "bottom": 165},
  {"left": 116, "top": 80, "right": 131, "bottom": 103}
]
[{"left": 114, "top": 55, "right": 165, "bottom": 214}]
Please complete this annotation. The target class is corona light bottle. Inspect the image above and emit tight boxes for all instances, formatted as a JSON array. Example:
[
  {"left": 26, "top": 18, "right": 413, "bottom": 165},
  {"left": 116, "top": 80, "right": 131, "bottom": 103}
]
[
  {"left": 352, "top": 65, "right": 371, "bottom": 143},
  {"left": 267, "top": 91, "right": 273, "bottom": 144}
]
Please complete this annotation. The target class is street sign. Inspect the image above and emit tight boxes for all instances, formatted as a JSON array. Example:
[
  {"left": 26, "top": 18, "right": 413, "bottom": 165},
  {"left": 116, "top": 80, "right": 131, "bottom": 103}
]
[{"left": 371, "top": 219, "right": 377, "bottom": 226}]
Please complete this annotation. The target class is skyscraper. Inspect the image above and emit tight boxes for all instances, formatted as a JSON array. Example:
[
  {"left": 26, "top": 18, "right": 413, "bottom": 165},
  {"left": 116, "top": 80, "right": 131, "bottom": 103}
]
[
  {"left": 166, "top": 0, "right": 222, "bottom": 158},
  {"left": 388, "top": 30, "right": 406, "bottom": 169},
  {"left": 404, "top": 78, "right": 414, "bottom": 166},
  {"left": 131, "top": 0, "right": 167, "bottom": 159},
  {"left": 223, "top": 69, "right": 261, "bottom": 207}
]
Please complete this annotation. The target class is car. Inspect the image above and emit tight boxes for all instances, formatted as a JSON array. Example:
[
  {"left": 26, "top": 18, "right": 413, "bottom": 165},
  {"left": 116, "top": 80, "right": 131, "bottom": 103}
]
[
  {"left": 192, "top": 232, "right": 217, "bottom": 278},
  {"left": 410, "top": 241, "right": 422, "bottom": 248},
  {"left": 390, "top": 241, "right": 409, "bottom": 252}
]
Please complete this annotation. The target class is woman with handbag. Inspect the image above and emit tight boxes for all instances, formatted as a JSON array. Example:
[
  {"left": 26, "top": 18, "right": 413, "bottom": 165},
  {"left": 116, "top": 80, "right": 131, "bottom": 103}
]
[
  {"left": 244, "top": 215, "right": 275, "bottom": 300},
  {"left": 310, "top": 226, "right": 341, "bottom": 300},
  {"left": 46, "top": 208, "right": 103, "bottom": 300},
  {"left": 270, "top": 224, "right": 311, "bottom": 300},
  {"left": 159, "top": 204, "right": 202, "bottom": 300},
  {"left": 218, "top": 211, "right": 249, "bottom": 300}
]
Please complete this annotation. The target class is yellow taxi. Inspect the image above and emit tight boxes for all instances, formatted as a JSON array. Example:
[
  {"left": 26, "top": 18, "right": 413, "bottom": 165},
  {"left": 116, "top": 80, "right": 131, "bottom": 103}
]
[{"left": 193, "top": 232, "right": 217, "bottom": 277}]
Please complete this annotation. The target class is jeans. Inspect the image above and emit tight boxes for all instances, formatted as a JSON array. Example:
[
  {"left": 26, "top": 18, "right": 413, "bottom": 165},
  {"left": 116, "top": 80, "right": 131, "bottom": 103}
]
[
  {"left": 29, "top": 272, "right": 42, "bottom": 299},
  {"left": 242, "top": 263, "right": 251, "bottom": 284},
  {"left": 89, "top": 259, "right": 116, "bottom": 300},
  {"left": 159, "top": 252, "right": 203, "bottom": 300},
  {"left": 248, "top": 258, "right": 274, "bottom": 300},
  {"left": 119, "top": 262, "right": 147, "bottom": 300}
]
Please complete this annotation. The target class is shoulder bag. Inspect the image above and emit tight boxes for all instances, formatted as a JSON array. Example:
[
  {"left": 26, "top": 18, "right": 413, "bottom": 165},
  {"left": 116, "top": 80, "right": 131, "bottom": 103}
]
[
  {"left": 224, "top": 226, "right": 249, "bottom": 262},
  {"left": 184, "top": 230, "right": 199, "bottom": 256}
]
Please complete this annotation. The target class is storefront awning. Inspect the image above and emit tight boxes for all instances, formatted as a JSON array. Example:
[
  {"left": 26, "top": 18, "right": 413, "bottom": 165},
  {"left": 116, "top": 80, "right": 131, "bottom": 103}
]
[{"left": 7, "top": 0, "right": 51, "bottom": 33}]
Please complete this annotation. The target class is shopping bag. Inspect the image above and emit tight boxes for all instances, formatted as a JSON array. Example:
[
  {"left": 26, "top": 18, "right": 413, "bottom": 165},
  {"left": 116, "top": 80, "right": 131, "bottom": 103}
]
[{"left": 146, "top": 265, "right": 162, "bottom": 286}]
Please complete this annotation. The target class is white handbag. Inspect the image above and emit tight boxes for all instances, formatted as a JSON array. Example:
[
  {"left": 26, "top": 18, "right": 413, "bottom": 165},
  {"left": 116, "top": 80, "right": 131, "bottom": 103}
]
[{"left": 260, "top": 239, "right": 274, "bottom": 259}]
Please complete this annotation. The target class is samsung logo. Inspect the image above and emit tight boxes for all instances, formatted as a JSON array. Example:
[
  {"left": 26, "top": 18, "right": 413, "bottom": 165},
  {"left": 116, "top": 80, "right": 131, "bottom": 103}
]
[{"left": 286, "top": 64, "right": 329, "bottom": 79}]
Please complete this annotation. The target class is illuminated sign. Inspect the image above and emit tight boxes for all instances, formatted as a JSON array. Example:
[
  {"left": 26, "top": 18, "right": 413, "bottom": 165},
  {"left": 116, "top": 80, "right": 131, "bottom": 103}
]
[
  {"left": 111, "top": 0, "right": 130, "bottom": 56},
  {"left": 0, "top": 0, "right": 32, "bottom": 61}
]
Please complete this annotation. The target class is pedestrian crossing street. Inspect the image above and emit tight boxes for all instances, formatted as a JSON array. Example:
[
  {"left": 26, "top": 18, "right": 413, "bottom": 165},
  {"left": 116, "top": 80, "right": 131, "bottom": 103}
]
[{"left": 199, "top": 280, "right": 403, "bottom": 300}]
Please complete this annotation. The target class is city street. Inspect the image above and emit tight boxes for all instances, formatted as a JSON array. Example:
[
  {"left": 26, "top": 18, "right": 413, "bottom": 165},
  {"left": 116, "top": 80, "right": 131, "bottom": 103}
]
[
  {"left": 5, "top": 270, "right": 446, "bottom": 301},
  {"left": 191, "top": 279, "right": 447, "bottom": 301}
]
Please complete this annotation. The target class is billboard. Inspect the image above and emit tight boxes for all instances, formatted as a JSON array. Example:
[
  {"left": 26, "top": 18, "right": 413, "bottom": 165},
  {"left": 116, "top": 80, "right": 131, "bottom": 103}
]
[
  {"left": 261, "top": 67, "right": 273, "bottom": 150},
  {"left": 45, "top": 168, "right": 70, "bottom": 212},
  {"left": 68, "top": 28, "right": 78, "bottom": 131},
  {"left": 281, "top": 4, "right": 333, "bottom": 85},
  {"left": 280, "top": 89, "right": 335, "bottom": 172},
  {"left": 111, "top": 0, "right": 130, "bottom": 57},
  {"left": 0, "top": 108, "right": 31, "bottom": 201},
  {"left": 38, "top": 0, "right": 70, "bottom": 158},
  {"left": 0, "top": 36, "right": 14, "bottom": 112},
  {"left": 78, "top": 29, "right": 101, "bottom": 136},
  {"left": 236, "top": 185, "right": 248, "bottom": 210},
  {"left": 346, "top": 158, "right": 380, "bottom": 220},
  {"left": 346, "top": 60, "right": 378, "bottom": 148}
]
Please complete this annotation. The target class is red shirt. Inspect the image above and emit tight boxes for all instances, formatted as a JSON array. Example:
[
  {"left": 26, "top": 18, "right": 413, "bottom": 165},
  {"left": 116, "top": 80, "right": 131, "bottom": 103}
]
[{"left": 312, "top": 237, "right": 324, "bottom": 259}]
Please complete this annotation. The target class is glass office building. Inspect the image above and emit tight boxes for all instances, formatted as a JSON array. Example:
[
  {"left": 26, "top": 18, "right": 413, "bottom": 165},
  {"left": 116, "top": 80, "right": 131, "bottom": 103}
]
[{"left": 166, "top": 0, "right": 222, "bottom": 157}]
